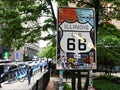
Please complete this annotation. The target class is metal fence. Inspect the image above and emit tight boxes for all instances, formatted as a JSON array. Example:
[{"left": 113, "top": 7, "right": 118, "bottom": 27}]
[{"left": 32, "top": 70, "right": 50, "bottom": 90}]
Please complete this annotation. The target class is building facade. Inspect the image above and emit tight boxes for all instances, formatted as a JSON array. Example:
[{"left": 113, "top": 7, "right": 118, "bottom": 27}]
[{"left": 8, "top": 43, "right": 40, "bottom": 61}]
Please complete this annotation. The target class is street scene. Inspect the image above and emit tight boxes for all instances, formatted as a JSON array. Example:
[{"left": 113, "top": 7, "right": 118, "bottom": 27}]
[
  {"left": 0, "top": 59, "right": 51, "bottom": 90},
  {"left": 0, "top": 0, "right": 120, "bottom": 90}
]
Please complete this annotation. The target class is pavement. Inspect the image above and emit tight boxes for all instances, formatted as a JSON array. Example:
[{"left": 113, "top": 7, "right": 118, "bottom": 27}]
[
  {"left": 46, "top": 80, "right": 56, "bottom": 90},
  {"left": 46, "top": 76, "right": 87, "bottom": 90},
  {"left": 0, "top": 70, "right": 45, "bottom": 90}
]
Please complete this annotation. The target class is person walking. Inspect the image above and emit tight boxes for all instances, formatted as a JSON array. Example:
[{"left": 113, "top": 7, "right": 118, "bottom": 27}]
[
  {"left": 40, "top": 65, "right": 42, "bottom": 72},
  {"left": 48, "top": 61, "right": 53, "bottom": 76},
  {"left": 27, "top": 66, "right": 32, "bottom": 85}
]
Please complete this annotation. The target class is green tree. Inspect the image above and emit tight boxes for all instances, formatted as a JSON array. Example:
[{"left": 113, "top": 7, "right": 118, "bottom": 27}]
[
  {"left": 97, "top": 22, "right": 120, "bottom": 66},
  {"left": 0, "top": 0, "right": 50, "bottom": 49},
  {"left": 38, "top": 44, "right": 56, "bottom": 60},
  {"left": 38, "top": 0, "right": 56, "bottom": 60},
  {"left": 41, "top": 18, "right": 56, "bottom": 46}
]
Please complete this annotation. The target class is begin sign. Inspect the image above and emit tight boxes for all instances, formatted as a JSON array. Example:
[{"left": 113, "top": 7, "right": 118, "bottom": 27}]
[{"left": 57, "top": 7, "right": 96, "bottom": 70}]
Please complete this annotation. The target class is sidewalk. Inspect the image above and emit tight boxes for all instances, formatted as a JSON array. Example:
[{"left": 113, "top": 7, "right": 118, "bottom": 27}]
[
  {"left": 46, "top": 77, "right": 86, "bottom": 90},
  {"left": 46, "top": 80, "right": 56, "bottom": 90},
  {"left": 0, "top": 71, "right": 45, "bottom": 90}
]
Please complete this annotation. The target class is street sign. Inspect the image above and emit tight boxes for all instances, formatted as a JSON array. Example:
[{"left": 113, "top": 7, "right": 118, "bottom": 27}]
[
  {"left": 57, "top": 7, "right": 96, "bottom": 70},
  {"left": 60, "top": 21, "right": 93, "bottom": 54}
]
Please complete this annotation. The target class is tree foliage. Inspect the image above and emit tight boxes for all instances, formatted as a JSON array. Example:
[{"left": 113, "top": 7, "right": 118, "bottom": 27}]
[
  {"left": 0, "top": 0, "right": 50, "bottom": 49},
  {"left": 38, "top": 44, "right": 56, "bottom": 59},
  {"left": 38, "top": 18, "right": 56, "bottom": 59},
  {"left": 97, "top": 22, "right": 120, "bottom": 65}
]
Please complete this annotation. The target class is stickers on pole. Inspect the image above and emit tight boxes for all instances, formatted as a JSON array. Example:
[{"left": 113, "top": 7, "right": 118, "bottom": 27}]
[{"left": 57, "top": 7, "right": 97, "bottom": 70}]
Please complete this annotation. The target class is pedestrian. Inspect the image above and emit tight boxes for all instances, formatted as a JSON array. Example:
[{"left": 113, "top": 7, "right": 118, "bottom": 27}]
[
  {"left": 44, "top": 61, "right": 47, "bottom": 72},
  {"left": 48, "top": 61, "right": 53, "bottom": 76},
  {"left": 27, "top": 66, "right": 32, "bottom": 85},
  {"left": 40, "top": 65, "right": 42, "bottom": 72},
  {"left": 48, "top": 61, "right": 52, "bottom": 69}
]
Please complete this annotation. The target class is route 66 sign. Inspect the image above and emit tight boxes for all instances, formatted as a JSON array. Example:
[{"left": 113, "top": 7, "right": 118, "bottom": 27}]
[
  {"left": 57, "top": 7, "right": 96, "bottom": 70},
  {"left": 60, "top": 21, "right": 93, "bottom": 54}
]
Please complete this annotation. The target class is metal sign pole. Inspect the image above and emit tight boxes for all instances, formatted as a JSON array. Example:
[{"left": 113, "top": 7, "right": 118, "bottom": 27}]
[
  {"left": 88, "top": 65, "right": 94, "bottom": 90},
  {"left": 59, "top": 70, "right": 64, "bottom": 90},
  {"left": 88, "top": 52, "right": 95, "bottom": 90}
]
